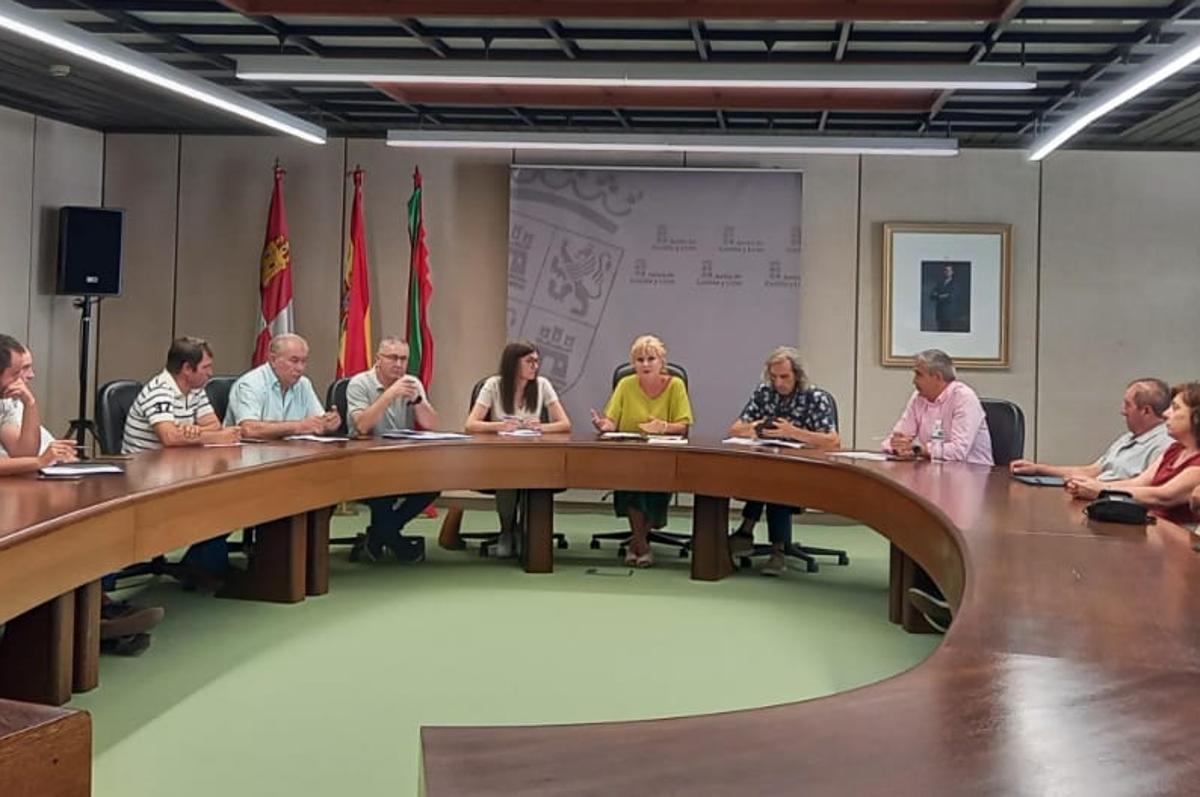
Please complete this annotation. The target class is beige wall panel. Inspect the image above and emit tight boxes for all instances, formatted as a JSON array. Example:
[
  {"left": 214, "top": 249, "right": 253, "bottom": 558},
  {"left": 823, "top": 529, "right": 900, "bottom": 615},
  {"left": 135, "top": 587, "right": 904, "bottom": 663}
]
[
  {"left": 856, "top": 150, "right": 1041, "bottom": 454},
  {"left": 345, "top": 141, "right": 510, "bottom": 420},
  {"left": 175, "top": 136, "right": 344, "bottom": 393},
  {"left": 687, "top": 153, "right": 861, "bottom": 437},
  {"left": 97, "top": 134, "right": 180, "bottom": 387},
  {"left": 27, "top": 118, "right": 103, "bottom": 435},
  {"left": 1039, "top": 151, "right": 1200, "bottom": 464},
  {"left": 0, "top": 107, "right": 34, "bottom": 347}
]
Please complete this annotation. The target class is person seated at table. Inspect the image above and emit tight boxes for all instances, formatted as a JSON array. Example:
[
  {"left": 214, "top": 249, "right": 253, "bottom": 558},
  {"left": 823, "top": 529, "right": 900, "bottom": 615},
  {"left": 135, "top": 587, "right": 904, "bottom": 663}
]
[
  {"left": 123, "top": 336, "right": 243, "bottom": 584},
  {"left": 463, "top": 340, "right": 572, "bottom": 557},
  {"left": 726, "top": 346, "right": 840, "bottom": 576},
  {"left": 590, "top": 334, "right": 693, "bottom": 568},
  {"left": 225, "top": 333, "right": 340, "bottom": 439},
  {"left": 1010, "top": 378, "right": 1170, "bottom": 482},
  {"left": 0, "top": 334, "right": 164, "bottom": 654},
  {"left": 1066, "top": 382, "right": 1200, "bottom": 528},
  {"left": 883, "top": 349, "right": 993, "bottom": 466},
  {"left": 346, "top": 337, "right": 441, "bottom": 562},
  {"left": 122, "top": 336, "right": 242, "bottom": 453}
]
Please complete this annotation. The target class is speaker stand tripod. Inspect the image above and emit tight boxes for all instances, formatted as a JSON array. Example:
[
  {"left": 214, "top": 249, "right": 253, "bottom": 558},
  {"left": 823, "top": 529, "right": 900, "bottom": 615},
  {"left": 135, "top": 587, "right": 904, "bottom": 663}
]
[{"left": 65, "top": 295, "right": 100, "bottom": 456}]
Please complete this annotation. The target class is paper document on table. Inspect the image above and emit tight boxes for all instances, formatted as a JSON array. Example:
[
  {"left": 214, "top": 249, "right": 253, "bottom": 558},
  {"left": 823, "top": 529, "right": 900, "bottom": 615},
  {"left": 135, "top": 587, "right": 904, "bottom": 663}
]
[
  {"left": 645, "top": 435, "right": 688, "bottom": 445},
  {"left": 829, "top": 451, "right": 889, "bottom": 461},
  {"left": 381, "top": 430, "right": 471, "bottom": 441},
  {"left": 283, "top": 435, "right": 349, "bottom": 443},
  {"left": 721, "top": 437, "right": 804, "bottom": 449},
  {"left": 499, "top": 429, "right": 542, "bottom": 437},
  {"left": 599, "top": 432, "right": 642, "bottom": 440},
  {"left": 40, "top": 463, "right": 124, "bottom": 477}
]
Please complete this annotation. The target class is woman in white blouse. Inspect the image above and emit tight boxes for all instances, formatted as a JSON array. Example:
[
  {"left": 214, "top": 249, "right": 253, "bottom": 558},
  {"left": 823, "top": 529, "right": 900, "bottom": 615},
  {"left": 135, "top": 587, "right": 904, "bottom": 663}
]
[{"left": 465, "top": 340, "right": 571, "bottom": 556}]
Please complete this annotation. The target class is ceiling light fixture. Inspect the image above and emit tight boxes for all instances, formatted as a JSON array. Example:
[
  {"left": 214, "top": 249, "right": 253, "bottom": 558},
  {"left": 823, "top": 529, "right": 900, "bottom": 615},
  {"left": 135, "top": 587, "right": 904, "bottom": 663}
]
[
  {"left": 0, "top": 0, "right": 326, "bottom": 144},
  {"left": 385, "top": 130, "right": 959, "bottom": 156},
  {"left": 240, "top": 57, "right": 1036, "bottom": 92},
  {"left": 1029, "top": 30, "right": 1200, "bottom": 160}
]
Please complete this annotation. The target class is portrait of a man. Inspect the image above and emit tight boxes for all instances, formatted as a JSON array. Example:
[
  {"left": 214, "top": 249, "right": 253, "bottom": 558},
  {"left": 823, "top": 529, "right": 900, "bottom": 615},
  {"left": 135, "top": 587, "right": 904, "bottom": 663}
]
[{"left": 921, "top": 260, "right": 971, "bottom": 332}]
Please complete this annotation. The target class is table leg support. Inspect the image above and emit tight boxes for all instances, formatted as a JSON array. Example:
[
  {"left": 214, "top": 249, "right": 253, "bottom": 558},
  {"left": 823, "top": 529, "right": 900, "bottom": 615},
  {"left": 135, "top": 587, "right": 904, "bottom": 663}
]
[
  {"left": 306, "top": 507, "right": 333, "bottom": 596},
  {"left": 691, "top": 495, "right": 733, "bottom": 582},
  {"left": 0, "top": 592, "right": 75, "bottom": 705},
  {"left": 219, "top": 514, "right": 306, "bottom": 604},
  {"left": 522, "top": 489, "right": 554, "bottom": 574},
  {"left": 72, "top": 581, "right": 100, "bottom": 694},
  {"left": 892, "top": 543, "right": 940, "bottom": 634}
]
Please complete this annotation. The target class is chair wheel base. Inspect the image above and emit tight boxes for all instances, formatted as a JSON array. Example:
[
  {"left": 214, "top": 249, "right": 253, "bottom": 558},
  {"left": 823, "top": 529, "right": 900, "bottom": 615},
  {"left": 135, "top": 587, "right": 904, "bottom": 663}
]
[{"left": 589, "top": 540, "right": 601, "bottom": 549}]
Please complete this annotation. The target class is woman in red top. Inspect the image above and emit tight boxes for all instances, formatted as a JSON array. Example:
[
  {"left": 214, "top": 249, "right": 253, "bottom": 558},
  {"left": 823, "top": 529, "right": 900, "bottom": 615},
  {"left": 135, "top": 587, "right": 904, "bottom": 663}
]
[{"left": 1068, "top": 382, "right": 1200, "bottom": 526}]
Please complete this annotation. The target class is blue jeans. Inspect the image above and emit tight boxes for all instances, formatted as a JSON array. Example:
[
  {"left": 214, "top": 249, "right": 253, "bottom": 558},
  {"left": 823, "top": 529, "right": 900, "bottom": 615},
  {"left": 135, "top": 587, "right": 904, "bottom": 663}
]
[
  {"left": 741, "top": 502, "right": 799, "bottom": 547},
  {"left": 364, "top": 493, "right": 439, "bottom": 544}
]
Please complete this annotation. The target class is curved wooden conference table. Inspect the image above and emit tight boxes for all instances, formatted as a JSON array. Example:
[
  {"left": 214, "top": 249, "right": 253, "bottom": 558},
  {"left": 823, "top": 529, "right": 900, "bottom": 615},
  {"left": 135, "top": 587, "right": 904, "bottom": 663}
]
[{"left": 2, "top": 434, "right": 1199, "bottom": 796}]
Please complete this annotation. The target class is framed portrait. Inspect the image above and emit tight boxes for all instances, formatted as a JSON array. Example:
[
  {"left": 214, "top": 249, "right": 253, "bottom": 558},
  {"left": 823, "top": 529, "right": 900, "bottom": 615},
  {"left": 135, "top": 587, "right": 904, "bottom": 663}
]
[{"left": 881, "top": 222, "right": 1012, "bottom": 369}]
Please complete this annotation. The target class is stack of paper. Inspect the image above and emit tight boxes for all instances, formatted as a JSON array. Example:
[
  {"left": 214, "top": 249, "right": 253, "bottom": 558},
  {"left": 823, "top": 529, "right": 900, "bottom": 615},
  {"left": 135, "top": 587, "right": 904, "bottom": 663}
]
[
  {"left": 381, "top": 430, "right": 471, "bottom": 441},
  {"left": 645, "top": 435, "right": 688, "bottom": 445},
  {"left": 599, "top": 432, "right": 643, "bottom": 440},
  {"left": 499, "top": 429, "right": 542, "bottom": 437},
  {"left": 721, "top": 437, "right": 805, "bottom": 450},
  {"left": 40, "top": 463, "right": 124, "bottom": 477},
  {"left": 283, "top": 435, "right": 350, "bottom": 443}
]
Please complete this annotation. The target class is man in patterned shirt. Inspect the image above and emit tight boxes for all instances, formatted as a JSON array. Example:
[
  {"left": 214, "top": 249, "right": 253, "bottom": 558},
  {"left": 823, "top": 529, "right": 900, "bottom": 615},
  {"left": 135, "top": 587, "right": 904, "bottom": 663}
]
[{"left": 727, "top": 346, "right": 841, "bottom": 576}]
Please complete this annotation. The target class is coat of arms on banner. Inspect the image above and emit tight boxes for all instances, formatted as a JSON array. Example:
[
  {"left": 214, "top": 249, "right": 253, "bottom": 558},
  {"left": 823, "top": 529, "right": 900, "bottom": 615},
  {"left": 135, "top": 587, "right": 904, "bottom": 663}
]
[{"left": 507, "top": 170, "right": 634, "bottom": 394}]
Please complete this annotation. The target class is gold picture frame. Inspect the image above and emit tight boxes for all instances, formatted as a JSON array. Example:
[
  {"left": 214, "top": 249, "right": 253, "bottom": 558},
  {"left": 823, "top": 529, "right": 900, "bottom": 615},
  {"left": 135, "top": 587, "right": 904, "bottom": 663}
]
[{"left": 881, "top": 222, "right": 1012, "bottom": 369}]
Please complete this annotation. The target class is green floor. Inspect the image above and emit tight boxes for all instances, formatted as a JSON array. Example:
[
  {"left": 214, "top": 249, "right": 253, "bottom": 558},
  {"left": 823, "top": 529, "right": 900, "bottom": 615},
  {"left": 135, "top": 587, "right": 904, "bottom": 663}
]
[{"left": 71, "top": 507, "right": 938, "bottom": 797}]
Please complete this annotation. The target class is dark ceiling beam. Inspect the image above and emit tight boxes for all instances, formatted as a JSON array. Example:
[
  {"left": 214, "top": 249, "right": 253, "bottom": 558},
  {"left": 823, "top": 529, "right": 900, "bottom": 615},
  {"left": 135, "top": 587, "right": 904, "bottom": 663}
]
[
  {"left": 689, "top": 20, "right": 711, "bottom": 62},
  {"left": 541, "top": 20, "right": 581, "bottom": 59},
  {"left": 217, "top": 0, "right": 1016, "bottom": 20},
  {"left": 1018, "top": 0, "right": 1200, "bottom": 136},
  {"left": 1018, "top": 4, "right": 1200, "bottom": 21},
  {"left": 62, "top": 0, "right": 347, "bottom": 126},
  {"left": 923, "top": 0, "right": 1024, "bottom": 132},
  {"left": 612, "top": 108, "right": 632, "bottom": 129},
  {"left": 392, "top": 18, "right": 451, "bottom": 58},
  {"left": 239, "top": 14, "right": 329, "bottom": 57}
]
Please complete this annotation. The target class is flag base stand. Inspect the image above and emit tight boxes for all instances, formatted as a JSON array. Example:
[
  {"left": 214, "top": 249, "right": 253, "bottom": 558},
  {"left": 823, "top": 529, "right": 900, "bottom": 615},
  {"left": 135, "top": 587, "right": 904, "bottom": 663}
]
[{"left": 333, "top": 502, "right": 358, "bottom": 516}]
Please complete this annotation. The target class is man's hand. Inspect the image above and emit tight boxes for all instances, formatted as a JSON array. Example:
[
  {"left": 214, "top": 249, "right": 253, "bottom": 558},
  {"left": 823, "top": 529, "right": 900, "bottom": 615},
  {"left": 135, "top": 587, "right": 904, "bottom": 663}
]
[
  {"left": 180, "top": 424, "right": 203, "bottom": 441},
  {"left": 1009, "top": 458, "right": 1038, "bottom": 475},
  {"left": 388, "top": 375, "right": 422, "bottom": 402},
  {"left": 208, "top": 427, "right": 242, "bottom": 445},
  {"left": 298, "top": 415, "right": 327, "bottom": 434},
  {"left": 2, "top": 377, "right": 35, "bottom": 406},
  {"left": 38, "top": 440, "right": 78, "bottom": 466},
  {"left": 760, "top": 418, "right": 798, "bottom": 440},
  {"left": 890, "top": 432, "right": 917, "bottom": 457},
  {"left": 320, "top": 410, "right": 342, "bottom": 433}
]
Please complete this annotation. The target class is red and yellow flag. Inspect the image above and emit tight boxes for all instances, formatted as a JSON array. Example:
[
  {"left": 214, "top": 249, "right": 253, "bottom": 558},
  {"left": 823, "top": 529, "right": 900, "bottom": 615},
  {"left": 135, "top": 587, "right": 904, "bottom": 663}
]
[
  {"left": 337, "top": 168, "right": 372, "bottom": 378},
  {"left": 406, "top": 166, "right": 434, "bottom": 388},
  {"left": 253, "top": 164, "right": 295, "bottom": 366}
]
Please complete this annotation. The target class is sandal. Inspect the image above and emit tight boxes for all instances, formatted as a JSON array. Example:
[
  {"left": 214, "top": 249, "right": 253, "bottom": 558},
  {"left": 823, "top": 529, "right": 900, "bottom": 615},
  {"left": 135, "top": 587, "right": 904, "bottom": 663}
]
[
  {"left": 624, "top": 547, "right": 639, "bottom": 566},
  {"left": 634, "top": 550, "right": 654, "bottom": 568}
]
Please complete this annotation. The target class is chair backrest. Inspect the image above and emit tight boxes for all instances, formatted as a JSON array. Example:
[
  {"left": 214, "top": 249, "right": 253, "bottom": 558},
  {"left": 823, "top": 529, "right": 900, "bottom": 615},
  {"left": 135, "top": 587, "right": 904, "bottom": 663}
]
[
  {"left": 471, "top": 376, "right": 551, "bottom": 423},
  {"left": 611, "top": 362, "right": 689, "bottom": 388},
  {"left": 204, "top": 376, "right": 238, "bottom": 423},
  {"left": 95, "top": 379, "right": 143, "bottom": 455},
  {"left": 326, "top": 378, "right": 351, "bottom": 435},
  {"left": 981, "top": 397, "right": 1025, "bottom": 466}
]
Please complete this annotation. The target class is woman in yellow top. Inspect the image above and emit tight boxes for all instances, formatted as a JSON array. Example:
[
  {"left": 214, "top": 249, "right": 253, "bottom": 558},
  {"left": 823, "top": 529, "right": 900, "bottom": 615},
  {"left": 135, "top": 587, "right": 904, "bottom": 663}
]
[{"left": 590, "top": 334, "right": 694, "bottom": 567}]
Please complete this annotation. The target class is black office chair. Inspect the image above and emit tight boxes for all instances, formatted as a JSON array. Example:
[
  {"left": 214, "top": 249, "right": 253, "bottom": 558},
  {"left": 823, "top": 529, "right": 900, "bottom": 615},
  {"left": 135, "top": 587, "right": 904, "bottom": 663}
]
[
  {"left": 204, "top": 376, "right": 238, "bottom": 423},
  {"left": 326, "top": 378, "right": 351, "bottom": 436},
  {"left": 589, "top": 362, "right": 692, "bottom": 558},
  {"left": 96, "top": 379, "right": 142, "bottom": 456},
  {"left": 457, "top": 377, "right": 569, "bottom": 557},
  {"left": 735, "top": 387, "right": 850, "bottom": 574},
  {"left": 981, "top": 397, "right": 1026, "bottom": 467},
  {"left": 96, "top": 379, "right": 180, "bottom": 589}
]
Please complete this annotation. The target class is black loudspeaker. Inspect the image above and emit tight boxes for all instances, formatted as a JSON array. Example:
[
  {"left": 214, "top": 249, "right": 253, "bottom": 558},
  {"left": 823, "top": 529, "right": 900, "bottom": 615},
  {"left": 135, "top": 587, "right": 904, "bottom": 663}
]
[{"left": 56, "top": 206, "right": 124, "bottom": 296}]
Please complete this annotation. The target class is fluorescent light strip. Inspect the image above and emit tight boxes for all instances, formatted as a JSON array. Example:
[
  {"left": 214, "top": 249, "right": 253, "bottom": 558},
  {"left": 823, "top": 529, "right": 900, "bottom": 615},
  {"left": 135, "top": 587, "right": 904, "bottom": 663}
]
[
  {"left": 0, "top": 0, "right": 325, "bottom": 144},
  {"left": 386, "top": 131, "right": 959, "bottom": 157},
  {"left": 1029, "top": 31, "right": 1200, "bottom": 160},
  {"left": 240, "top": 57, "right": 1035, "bottom": 92}
]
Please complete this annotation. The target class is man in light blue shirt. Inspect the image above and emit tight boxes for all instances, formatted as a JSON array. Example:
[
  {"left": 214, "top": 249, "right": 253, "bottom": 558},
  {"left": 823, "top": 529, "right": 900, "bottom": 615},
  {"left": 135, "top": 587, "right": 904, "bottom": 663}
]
[
  {"left": 226, "top": 333, "right": 340, "bottom": 438},
  {"left": 1010, "top": 378, "right": 1171, "bottom": 481}
]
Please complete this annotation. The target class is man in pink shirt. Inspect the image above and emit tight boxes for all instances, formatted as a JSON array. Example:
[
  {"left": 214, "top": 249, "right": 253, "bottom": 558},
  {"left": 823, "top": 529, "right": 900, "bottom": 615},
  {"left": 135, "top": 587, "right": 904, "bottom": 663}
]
[{"left": 883, "top": 349, "right": 994, "bottom": 466}]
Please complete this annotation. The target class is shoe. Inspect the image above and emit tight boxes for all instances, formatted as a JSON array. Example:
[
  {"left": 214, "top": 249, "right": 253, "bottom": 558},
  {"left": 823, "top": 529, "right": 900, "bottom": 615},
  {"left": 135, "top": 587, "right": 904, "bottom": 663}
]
[
  {"left": 907, "top": 587, "right": 952, "bottom": 633},
  {"left": 100, "top": 633, "right": 152, "bottom": 656},
  {"left": 760, "top": 552, "right": 787, "bottom": 577},
  {"left": 624, "top": 548, "right": 639, "bottom": 566},
  {"left": 438, "top": 506, "right": 467, "bottom": 550},
  {"left": 351, "top": 532, "right": 385, "bottom": 563},
  {"left": 634, "top": 550, "right": 654, "bottom": 568},
  {"left": 493, "top": 531, "right": 514, "bottom": 559},
  {"left": 728, "top": 533, "right": 755, "bottom": 556},
  {"left": 100, "top": 602, "right": 165, "bottom": 639}
]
